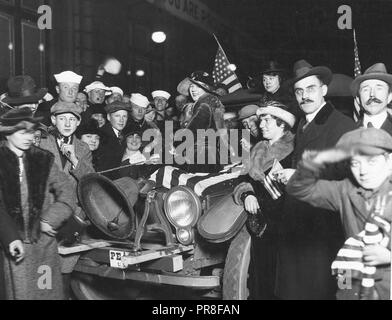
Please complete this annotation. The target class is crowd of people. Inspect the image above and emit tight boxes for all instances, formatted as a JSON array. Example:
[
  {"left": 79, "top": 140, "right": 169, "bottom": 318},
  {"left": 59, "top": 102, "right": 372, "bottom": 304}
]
[{"left": 0, "top": 57, "right": 391, "bottom": 300}]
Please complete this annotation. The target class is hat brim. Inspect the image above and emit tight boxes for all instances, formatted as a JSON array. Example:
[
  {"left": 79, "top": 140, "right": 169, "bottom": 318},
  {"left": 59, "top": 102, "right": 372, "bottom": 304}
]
[
  {"left": 177, "top": 77, "right": 215, "bottom": 96},
  {"left": 0, "top": 119, "right": 43, "bottom": 134},
  {"left": 338, "top": 143, "right": 391, "bottom": 156},
  {"left": 350, "top": 74, "right": 392, "bottom": 97},
  {"left": 256, "top": 106, "right": 296, "bottom": 128},
  {"left": 2, "top": 88, "right": 48, "bottom": 106},
  {"left": 288, "top": 66, "right": 333, "bottom": 87},
  {"left": 105, "top": 106, "right": 132, "bottom": 114},
  {"left": 52, "top": 111, "right": 81, "bottom": 120}
]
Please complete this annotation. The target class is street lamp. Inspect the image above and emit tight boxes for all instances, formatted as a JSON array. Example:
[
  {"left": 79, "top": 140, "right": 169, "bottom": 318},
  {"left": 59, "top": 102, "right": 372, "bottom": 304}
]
[{"left": 151, "top": 31, "right": 166, "bottom": 44}]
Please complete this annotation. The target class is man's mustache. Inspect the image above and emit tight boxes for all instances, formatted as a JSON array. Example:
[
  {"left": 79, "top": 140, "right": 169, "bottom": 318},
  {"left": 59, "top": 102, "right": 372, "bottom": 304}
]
[
  {"left": 366, "top": 97, "right": 382, "bottom": 105},
  {"left": 301, "top": 99, "right": 314, "bottom": 105}
]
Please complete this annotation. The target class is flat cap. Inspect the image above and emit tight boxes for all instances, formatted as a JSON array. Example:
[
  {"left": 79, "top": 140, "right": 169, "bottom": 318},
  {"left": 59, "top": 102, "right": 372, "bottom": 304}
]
[
  {"left": 104, "top": 101, "right": 131, "bottom": 114},
  {"left": 337, "top": 127, "right": 392, "bottom": 155},
  {"left": 51, "top": 101, "right": 83, "bottom": 119},
  {"left": 238, "top": 104, "right": 259, "bottom": 120}
]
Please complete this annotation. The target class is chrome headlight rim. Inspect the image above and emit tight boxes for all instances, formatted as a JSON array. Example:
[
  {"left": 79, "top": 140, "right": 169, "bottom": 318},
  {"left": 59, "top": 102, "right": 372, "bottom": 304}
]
[{"left": 163, "top": 186, "right": 202, "bottom": 229}]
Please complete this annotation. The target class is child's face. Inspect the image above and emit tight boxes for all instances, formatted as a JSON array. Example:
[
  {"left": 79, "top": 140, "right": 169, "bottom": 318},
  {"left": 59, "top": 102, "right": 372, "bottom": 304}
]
[
  {"left": 126, "top": 134, "right": 142, "bottom": 151},
  {"left": 350, "top": 153, "right": 392, "bottom": 190}
]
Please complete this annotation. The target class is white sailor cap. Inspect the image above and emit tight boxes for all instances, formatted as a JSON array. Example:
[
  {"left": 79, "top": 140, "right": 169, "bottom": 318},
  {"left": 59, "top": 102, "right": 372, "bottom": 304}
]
[
  {"left": 152, "top": 90, "right": 171, "bottom": 100},
  {"left": 130, "top": 93, "right": 150, "bottom": 109},
  {"left": 84, "top": 81, "right": 112, "bottom": 96},
  {"left": 54, "top": 71, "right": 83, "bottom": 84},
  {"left": 110, "top": 87, "right": 124, "bottom": 96}
]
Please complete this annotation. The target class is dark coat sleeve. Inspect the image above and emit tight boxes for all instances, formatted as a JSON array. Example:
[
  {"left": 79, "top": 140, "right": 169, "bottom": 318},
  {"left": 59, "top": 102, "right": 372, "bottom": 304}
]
[{"left": 0, "top": 189, "right": 20, "bottom": 248}]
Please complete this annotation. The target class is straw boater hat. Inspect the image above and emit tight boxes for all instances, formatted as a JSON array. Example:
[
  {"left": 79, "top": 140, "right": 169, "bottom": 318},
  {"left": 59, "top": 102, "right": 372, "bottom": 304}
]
[
  {"left": 256, "top": 101, "right": 296, "bottom": 128},
  {"left": 177, "top": 71, "right": 215, "bottom": 96},
  {"left": 2, "top": 75, "right": 48, "bottom": 106},
  {"left": 350, "top": 63, "right": 392, "bottom": 97},
  {"left": 0, "top": 107, "right": 43, "bottom": 134},
  {"left": 288, "top": 59, "right": 333, "bottom": 86}
]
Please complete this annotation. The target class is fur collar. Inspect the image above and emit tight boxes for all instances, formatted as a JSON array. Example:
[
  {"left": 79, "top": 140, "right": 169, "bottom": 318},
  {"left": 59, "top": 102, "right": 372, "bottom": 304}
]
[
  {"left": 0, "top": 145, "right": 53, "bottom": 240},
  {"left": 246, "top": 131, "right": 295, "bottom": 181}
]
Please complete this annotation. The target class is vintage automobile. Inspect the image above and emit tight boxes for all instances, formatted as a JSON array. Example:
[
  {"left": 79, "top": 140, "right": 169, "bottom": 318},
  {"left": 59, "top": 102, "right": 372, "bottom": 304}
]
[{"left": 65, "top": 89, "right": 263, "bottom": 300}]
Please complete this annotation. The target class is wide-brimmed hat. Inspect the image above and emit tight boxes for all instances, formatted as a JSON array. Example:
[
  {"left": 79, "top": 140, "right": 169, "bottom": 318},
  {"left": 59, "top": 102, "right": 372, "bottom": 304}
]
[
  {"left": 2, "top": 75, "right": 48, "bottom": 106},
  {"left": 350, "top": 63, "right": 392, "bottom": 97},
  {"left": 0, "top": 107, "right": 43, "bottom": 134},
  {"left": 256, "top": 101, "right": 296, "bottom": 128},
  {"left": 261, "top": 61, "right": 286, "bottom": 75},
  {"left": 177, "top": 71, "right": 215, "bottom": 96},
  {"left": 288, "top": 59, "right": 332, "bottom": 86}
]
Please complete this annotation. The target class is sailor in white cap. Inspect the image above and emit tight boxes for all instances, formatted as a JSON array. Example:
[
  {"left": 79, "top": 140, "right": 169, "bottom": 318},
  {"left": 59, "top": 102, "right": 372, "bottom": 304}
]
[
  {"left": 84, "top": 81, "right": 111, "bottom": 105},
  {"left": 152, "top": 90, "right": 171, "bottom": 121},
  {"left": 106, "top": 86, "right": 124, "bottom": 104},
  {"left": 35, "top": 70, "right": 83, "bottom": 126}
]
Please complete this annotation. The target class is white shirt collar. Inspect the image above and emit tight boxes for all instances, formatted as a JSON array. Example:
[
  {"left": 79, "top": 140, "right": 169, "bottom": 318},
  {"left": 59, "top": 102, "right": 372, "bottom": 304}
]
[
  {"left": 363, "top": 112, "right": 388, "bottom": 129},
  {"left": 112, "top": 127, "right": 120, "bottom": 138},
  {"left": 305, "top": 102, "right": 326, "bottom": 123}
]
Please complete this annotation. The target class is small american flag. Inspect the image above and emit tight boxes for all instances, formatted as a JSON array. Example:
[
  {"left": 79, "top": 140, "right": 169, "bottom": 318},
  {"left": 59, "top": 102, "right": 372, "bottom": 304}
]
[
  {"left": 263, "top": 160, "right": 284, "bottom": 200},
  {"left": 353, "top": 29, "right": 362, "bottom": 122},
  {"left": 212, "top": 39, "right": 242, "bottom": 94}
]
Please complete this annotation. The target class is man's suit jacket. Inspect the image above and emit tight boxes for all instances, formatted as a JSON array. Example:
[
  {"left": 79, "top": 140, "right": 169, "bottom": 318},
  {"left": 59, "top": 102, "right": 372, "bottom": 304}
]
[
  {"left": 96, "top": 123, "right": 125, "bottom": 180},
  {"left": 276, "top": 102, "right": 358, "bottom": 300},
  {"left": 39, "top": 134, "right": 94, "bottom": 191},
  {"left": 358, "top": 112, "right": 392, "bottom": 136}
]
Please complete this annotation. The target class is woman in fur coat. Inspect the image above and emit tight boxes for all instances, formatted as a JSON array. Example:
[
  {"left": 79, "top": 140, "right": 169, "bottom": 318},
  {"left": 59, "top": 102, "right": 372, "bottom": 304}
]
[
  {"left": 233, "top": 101, "right": 296, "bottom": 299},
  {"left": 0, "top": 107, "right": 75, "bottom": 300}
]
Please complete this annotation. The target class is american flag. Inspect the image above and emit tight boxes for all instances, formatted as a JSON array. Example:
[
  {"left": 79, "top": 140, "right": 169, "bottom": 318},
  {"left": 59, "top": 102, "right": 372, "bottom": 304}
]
[
  {"left": 353, "top": 29, "right": 362, "bottom": 122},
  {"left": 212, "top": 42, "right": 242, "bottom": 94},
  {"left": 263, "top": 159, "right": 283, "bottom": 200}
]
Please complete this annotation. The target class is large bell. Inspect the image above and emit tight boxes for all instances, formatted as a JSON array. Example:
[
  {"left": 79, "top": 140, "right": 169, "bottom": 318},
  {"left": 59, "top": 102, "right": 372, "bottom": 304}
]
[{"left": 78, "top": 173, "right": 139, "bottom": 240}]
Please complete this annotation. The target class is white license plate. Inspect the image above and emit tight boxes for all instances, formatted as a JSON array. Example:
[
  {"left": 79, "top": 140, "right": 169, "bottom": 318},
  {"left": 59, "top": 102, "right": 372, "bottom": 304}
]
[{"left": 109, "top": 250, "right": 127, "bottom": 269}]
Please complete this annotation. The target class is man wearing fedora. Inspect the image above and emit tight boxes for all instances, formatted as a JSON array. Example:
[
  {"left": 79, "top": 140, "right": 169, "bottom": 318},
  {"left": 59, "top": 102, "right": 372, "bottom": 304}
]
[
  {"left": 35, "top": 71, "right": 83, "bottom": 127},
  {"left": 274, "top": 59, "right": 357, "bottom": 300},
  {"left": 0, "top": 107, "right": 75, "bottom": 299},
  {"left": 1, "top": 75, "right": 48, "bottom": 116},
  {"left": 351, "top": 63, "right": 392, "bottom": 135}
]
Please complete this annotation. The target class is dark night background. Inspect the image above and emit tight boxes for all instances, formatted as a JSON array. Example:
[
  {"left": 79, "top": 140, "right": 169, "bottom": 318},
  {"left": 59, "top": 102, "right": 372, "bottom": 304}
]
[{"left": 0, "top": 0, "right": 392, "bottom": 94}]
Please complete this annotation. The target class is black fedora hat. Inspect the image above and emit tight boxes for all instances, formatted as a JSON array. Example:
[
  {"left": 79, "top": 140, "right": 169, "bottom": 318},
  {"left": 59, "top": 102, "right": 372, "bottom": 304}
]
[
  {"left": 2, "top": 75, "right": 48, "bottom": 106},
  {"left": 288, "top": 59, "right": 332, "bottom": 86},
  {"left": 177, "top": 71, "right": 215, "bottom": 96},
  {"left": 261, "top": 61, "right": 286, "bottom": 75},
  {"left": 0, "top": 107, "right": 43, "bottom": 134}
]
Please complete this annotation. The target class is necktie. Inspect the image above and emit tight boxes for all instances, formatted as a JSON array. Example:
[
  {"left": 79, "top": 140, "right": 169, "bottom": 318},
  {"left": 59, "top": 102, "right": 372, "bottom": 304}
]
[
  {"left": 118, "top": 132, "right": 124, "bottom": 143},
  {"left": 367, "top": 122, "right": 374, "bottom": 128},
  {"left": 302, "top": 120, "right": 310, "bottom": 132}
]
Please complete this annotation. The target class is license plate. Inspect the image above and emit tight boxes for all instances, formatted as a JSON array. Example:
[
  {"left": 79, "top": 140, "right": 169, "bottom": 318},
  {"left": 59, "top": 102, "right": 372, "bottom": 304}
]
[{"left": 109, "top": 250, "right": 127, "bottom": 269}]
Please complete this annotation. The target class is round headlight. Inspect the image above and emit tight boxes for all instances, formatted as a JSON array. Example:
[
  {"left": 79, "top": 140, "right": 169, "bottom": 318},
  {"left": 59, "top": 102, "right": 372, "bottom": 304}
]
[
  {"left": 176, "top": 228, "right": 193, "bottom": 245},
  {"left": 164, "top": 186, "right": 202, "bottom": 228}
]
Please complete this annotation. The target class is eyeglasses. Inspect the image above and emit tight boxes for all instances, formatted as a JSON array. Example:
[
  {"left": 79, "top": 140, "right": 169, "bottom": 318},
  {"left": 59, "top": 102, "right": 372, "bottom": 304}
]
[{"left": 294, "top": 85, "right": 322, "bottom": 97}]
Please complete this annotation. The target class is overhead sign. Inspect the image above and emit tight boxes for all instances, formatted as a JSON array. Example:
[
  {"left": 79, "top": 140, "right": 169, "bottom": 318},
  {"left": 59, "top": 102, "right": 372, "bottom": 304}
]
[{"left": 146, "top": 0, "right": 231, "bottom": 35}]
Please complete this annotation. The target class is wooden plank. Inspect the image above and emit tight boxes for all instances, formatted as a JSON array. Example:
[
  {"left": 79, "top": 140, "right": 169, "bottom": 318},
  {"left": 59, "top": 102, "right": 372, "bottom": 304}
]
[
  {"left": 58, "top": 240, "right": 112, "bottom": 255},
  {"left": 143, "top": 255, "right": 183, "bottom": 272},
  {"left": 121, "top": 245, "right": 194, "bottom": 267}
]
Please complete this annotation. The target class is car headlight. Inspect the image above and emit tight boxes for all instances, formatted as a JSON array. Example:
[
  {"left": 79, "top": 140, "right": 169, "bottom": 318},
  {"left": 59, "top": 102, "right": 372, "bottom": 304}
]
[{"left": 164, "top": 186, "right": 201, "bottom": 244}]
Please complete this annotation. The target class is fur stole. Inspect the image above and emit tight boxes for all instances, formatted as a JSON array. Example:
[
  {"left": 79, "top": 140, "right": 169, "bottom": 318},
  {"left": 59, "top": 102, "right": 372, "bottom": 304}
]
[
  {"left": 0, "top": 145, "right": 54, "bottom": 241},
  {"left": 246, "top": 131, "right": 295, "bottom": 181}
]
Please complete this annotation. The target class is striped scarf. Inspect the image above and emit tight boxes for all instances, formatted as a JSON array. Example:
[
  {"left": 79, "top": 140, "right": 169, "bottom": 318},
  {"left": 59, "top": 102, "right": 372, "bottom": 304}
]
[{"left": 331, "top": 213, "right": 391, "bottom": 299}]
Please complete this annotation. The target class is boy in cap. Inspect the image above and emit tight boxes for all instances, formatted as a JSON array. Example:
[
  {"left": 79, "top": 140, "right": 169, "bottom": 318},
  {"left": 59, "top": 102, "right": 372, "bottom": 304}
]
[
  {"left": 238, "top": 104, "right": 261, "bottom": 151},
  {"left": 95, "top": 101, "right": 131, "bottom": 180},
  {"left": 40, "top": 101, "right": 94, "bottom": 223},
  {"left": 36, "top": 71, "right": 83, "bottom": 126},
  {"left": 287, "top": 127, "right": 392, "bottom": 300},
  {"left": 0, "top": 107, "right": 75, "bottom": 299},
  {"left": 351, "top": 63, "right": 392, "bottom": 134}
]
